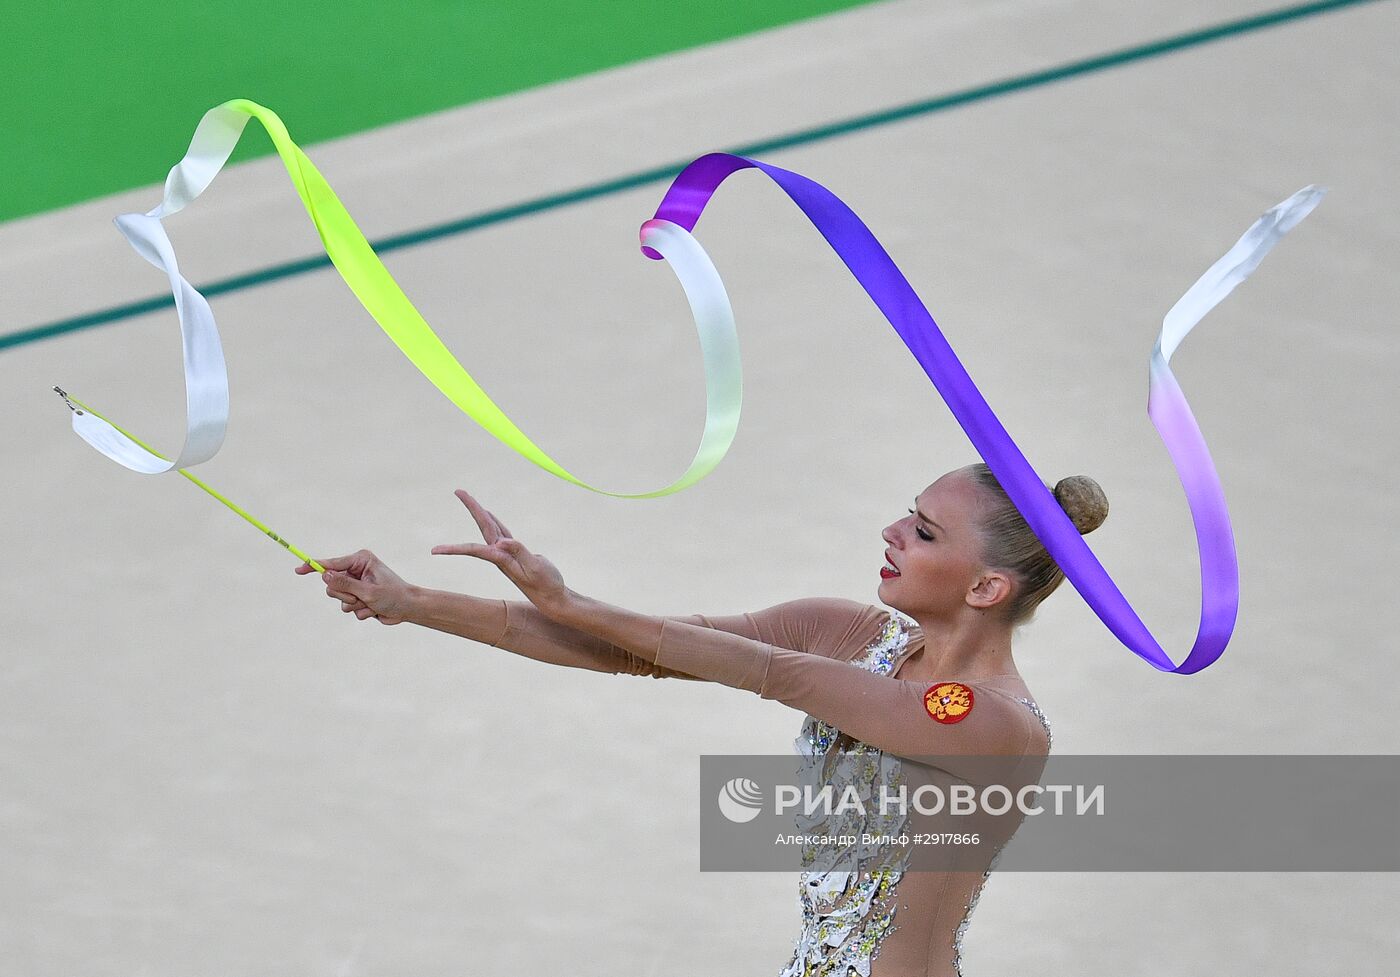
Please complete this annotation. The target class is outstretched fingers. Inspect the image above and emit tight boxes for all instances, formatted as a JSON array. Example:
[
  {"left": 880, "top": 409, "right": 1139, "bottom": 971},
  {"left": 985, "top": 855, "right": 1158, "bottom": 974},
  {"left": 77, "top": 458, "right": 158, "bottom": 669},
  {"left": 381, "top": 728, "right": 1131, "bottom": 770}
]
[
  {"left": 453, "top": 489, "right": 512, "bottom": 540},
  {"left": 452, "top": 489, "right": 503, "bottom": 544},
  {"left": 432, "top": 538, "right": 532, "bottom": 579},
  {"left": 430, "top": 541, "right": 499, "bottom": 562}
]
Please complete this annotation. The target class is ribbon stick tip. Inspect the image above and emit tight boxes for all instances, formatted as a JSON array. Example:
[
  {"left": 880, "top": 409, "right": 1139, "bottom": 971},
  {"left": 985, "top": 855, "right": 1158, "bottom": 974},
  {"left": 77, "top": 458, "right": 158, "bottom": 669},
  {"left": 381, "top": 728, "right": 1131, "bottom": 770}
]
[{"left": 52, "top": 386, "right": 81, "bottom": 414}]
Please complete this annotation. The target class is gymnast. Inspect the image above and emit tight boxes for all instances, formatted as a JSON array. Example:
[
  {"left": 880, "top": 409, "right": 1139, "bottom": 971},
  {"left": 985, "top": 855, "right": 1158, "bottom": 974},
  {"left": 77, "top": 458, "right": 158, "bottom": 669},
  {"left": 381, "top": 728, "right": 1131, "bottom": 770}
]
[{"left": 296, "top": 463, "right": 1107, "bottom": 976}]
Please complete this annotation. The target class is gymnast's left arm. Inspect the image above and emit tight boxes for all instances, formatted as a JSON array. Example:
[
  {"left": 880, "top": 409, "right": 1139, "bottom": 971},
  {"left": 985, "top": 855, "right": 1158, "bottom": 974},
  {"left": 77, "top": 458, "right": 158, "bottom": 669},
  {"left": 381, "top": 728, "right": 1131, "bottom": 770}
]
[{"left": 431, "top": 488, "right": 764, "bottom": 688}]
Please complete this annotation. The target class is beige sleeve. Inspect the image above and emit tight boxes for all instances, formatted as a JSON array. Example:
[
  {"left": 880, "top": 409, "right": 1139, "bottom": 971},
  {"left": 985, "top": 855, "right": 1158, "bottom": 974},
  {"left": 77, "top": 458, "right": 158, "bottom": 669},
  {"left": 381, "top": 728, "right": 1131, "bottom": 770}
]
[
  {"left": 492, "top": 597, "right": 889, "bottom": 681},
  {"left": 652, "top": 619, "right": 1036, "bottom": 764}
]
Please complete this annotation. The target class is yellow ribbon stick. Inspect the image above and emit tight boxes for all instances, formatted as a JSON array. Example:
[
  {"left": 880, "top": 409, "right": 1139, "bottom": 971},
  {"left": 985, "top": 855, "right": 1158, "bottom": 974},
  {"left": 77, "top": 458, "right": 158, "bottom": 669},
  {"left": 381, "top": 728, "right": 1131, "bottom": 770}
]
[{"left": 55, "top": 386, "right": 324, "bottom": 573}]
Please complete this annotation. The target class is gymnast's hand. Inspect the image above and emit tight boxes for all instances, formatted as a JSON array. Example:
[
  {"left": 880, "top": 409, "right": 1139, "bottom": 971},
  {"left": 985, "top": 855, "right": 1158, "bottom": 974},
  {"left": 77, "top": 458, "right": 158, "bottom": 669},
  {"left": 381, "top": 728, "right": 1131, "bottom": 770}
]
[
  {"left": 294, "top": 549, "right": 413, "bottom": 625},
  {"left": 431, "top": 488, "right": 572, "bottom": 617}
]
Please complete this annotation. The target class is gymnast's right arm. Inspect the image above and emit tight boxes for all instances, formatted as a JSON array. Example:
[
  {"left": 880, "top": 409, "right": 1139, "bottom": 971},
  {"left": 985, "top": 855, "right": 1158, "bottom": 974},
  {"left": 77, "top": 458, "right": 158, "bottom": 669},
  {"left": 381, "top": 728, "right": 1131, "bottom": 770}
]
[{"left": 295, "top": 550, "right": 886, "bottom": 680}]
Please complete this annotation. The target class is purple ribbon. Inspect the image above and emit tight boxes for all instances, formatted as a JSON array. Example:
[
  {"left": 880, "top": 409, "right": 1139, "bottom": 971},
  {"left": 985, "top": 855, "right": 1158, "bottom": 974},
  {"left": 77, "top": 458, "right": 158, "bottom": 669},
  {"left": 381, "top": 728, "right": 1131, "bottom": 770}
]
[{"left": 645, "top": 153, "right": 1322, "bottom": 674}]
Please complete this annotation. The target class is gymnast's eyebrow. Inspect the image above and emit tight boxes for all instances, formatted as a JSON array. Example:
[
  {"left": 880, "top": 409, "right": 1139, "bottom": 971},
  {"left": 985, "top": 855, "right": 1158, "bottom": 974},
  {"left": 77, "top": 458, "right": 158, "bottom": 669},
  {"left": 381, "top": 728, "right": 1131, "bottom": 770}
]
[{"left": 914, "top": 504, "right": 945, "bottom": 533}]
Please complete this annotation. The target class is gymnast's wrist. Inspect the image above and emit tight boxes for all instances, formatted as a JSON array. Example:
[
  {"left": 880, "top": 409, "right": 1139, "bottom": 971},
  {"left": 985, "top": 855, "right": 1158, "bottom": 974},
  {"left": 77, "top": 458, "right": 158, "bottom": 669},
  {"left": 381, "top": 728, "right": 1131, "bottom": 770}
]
[
  {"left": 396, "top": 584, "right": 434, "bottom": 626},
  {"left": 398, "top": 585, "right": 473, "bottom": 632},
  {"left": 539, "top": 587, "right": 587, "bottom": 626}
]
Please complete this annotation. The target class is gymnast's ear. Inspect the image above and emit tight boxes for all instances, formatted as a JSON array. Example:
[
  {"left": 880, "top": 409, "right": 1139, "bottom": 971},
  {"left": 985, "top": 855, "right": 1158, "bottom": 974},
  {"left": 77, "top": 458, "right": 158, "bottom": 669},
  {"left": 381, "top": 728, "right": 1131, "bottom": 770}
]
[{"left": 967, "top": 571, "right": 1013, "bottom": 612}]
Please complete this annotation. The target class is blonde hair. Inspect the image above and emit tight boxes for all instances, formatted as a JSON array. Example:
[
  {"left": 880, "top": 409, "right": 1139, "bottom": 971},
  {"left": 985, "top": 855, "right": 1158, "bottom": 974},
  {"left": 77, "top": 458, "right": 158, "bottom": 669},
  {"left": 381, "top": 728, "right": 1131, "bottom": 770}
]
[{"left": 964, "top": 463, "right": 1109, "bottom": 625}]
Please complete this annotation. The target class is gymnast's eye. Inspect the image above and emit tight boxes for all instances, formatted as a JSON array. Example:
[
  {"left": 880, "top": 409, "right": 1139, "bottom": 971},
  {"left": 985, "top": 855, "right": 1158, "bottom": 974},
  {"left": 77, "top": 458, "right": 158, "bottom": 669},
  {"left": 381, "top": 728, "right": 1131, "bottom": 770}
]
[{"left": 908, "top": 508, "right": 935, "bottom": 541}]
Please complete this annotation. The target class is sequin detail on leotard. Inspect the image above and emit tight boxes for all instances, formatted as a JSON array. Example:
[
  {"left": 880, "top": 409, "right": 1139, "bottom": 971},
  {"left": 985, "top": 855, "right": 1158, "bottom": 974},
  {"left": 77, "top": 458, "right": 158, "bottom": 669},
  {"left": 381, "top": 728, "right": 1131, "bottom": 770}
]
[{"left": 779, "top": 614, "right": 913, "bottom": 977}]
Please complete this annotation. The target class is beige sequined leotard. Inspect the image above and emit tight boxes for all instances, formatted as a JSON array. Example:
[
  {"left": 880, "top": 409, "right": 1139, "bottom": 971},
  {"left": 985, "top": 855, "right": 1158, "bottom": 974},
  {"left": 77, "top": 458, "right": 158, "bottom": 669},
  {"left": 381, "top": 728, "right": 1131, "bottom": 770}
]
[{"left": 486, "top": 597, "right": 1051, "bottom": 977}]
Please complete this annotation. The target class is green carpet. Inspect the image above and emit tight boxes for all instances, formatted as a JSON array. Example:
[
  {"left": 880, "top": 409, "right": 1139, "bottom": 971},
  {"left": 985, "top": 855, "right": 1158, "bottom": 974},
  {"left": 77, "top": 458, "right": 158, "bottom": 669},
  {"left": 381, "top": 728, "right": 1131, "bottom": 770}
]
[{"left": 5, "top": 0, "right": 882, "bottom": 223}]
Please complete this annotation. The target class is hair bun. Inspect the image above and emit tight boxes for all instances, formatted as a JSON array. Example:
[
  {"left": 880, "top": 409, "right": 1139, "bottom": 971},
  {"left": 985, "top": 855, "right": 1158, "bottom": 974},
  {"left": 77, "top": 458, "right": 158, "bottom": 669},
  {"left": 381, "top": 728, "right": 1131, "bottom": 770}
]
[{"left": 1054, "top": 475, "right": 1109, "bottom": 534}]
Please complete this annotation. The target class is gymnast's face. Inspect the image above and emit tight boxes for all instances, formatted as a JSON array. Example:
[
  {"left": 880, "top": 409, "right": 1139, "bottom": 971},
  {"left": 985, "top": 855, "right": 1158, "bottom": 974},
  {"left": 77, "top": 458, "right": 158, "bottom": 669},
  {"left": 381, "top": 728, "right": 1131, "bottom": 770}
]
[{"left": 878, "top": 469, "right": 1009, "bottom": 618}]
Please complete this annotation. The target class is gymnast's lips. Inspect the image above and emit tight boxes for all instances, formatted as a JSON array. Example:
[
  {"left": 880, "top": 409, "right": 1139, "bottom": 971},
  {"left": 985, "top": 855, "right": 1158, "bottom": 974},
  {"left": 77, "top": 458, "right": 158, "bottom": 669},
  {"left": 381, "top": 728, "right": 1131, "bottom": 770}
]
[{"left": 881, "top": 551, "right": 901, "bottom": 578}]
